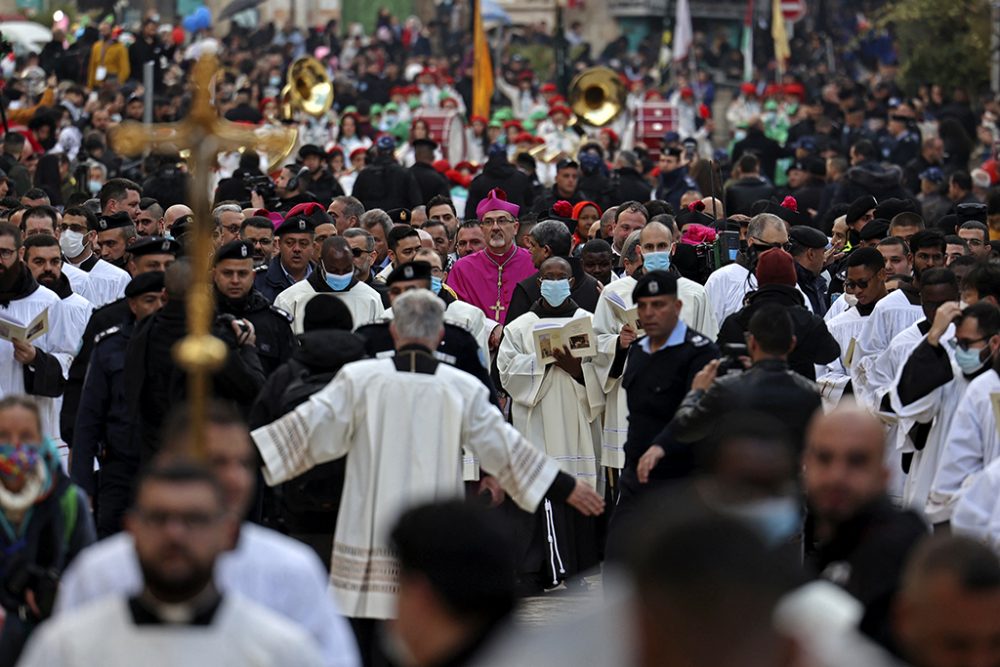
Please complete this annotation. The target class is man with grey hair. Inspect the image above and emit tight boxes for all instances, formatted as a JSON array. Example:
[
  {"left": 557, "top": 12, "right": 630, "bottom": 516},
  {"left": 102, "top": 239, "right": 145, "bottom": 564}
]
[
  {"left": 505, "top": 219, "right": 601, "bottom": 322},
  {"left": 342, "top": 227, "right": 390, "bottom": 306},
  {"left": 213, "top": 202, "right": 245, "bottom": 245},
  {"left": 359, "top": 208, "right": 394, "bottom": 276},
  {"left": 704, "top": 212, "right": 790, "bottom": 324},
  {"left": 250, "top": 288, "right": 605, "bottom": 661},
  {"left": 329, "top": 195, "right": 364, "bottom": 235},
  {"left": 613, "top": 150, "right": 654, "bottom": 203}
]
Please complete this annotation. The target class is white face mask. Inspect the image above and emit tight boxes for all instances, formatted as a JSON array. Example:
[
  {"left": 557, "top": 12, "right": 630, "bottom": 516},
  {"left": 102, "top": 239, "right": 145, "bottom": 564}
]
[
  {"left": 59, "top": 230, "right": 86, "bottom": 258},
  {"left": 843, "top": 293, "right": 859, "bottom": 307}
]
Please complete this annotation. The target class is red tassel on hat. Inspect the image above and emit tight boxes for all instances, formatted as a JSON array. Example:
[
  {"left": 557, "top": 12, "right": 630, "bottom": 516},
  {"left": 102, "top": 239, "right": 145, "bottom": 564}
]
[{"left": 781, "top": 196, "right": 799, "bottom": 212}]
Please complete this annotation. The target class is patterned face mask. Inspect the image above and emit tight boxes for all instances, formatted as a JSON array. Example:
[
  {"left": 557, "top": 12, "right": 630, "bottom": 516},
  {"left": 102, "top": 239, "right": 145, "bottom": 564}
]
[{"left": 0, "top": 443, "right": 40, "bottom": 486}]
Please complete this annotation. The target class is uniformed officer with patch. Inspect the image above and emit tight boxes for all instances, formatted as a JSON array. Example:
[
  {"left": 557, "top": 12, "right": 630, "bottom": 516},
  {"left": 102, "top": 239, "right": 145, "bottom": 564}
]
[
  {"left": 214, "top": 239, "right": 296, "bottom": 376},
  {"left": 254, "top": 213, "right": 317, "bottom": 303},
  {"left": 355, "top": 261, "right": 498, "bottom": 401},
  {"left": 126, "top": 235, "right": 181, "bottom": 274},
  {"left": 69, "top": 271, "right": 166, "bottom": 537},
  {"left": 605, "top": 271, "right": 719, "bottom": 555},
  {"left": 886, "top": 113, "right": 921, "bottom": 167}
]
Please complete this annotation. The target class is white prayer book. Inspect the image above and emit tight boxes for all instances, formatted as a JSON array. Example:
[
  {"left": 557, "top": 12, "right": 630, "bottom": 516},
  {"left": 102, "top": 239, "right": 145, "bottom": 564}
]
[
  {"left": 532, "top": 317, "right": 596, "bottom": 365},
  {"left": 603, "top": 290, "right": 645, "bottom": 336},
  {"left": 0, "top": 307, "right": 48, "bottom": 343}
]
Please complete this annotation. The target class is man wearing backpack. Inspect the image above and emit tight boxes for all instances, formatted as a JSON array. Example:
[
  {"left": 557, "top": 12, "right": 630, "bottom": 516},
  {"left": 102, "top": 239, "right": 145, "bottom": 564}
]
[{"left": 249, "top": 294, "right": 366, "bottom": 566}]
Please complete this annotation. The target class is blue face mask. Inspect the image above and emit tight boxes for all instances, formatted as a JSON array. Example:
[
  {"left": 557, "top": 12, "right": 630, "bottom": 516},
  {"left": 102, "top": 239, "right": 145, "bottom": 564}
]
[
  {"left": 643, "top": 250, "right": 671, "bottom": 272},
  {"left": 430, "top": 276, "right": 443, "bottom": 295},
  {"left": 724, "top": 497, "right": 801, "bottom": 546},
  {"left": 325, "top": 271, "right": 353, "bottom": 291},
  {"left": 955, "top": 346, "right": 990, "bottom": 375},
  {"left": 540, "top": 279, "right": 571, "bottom": 307}
]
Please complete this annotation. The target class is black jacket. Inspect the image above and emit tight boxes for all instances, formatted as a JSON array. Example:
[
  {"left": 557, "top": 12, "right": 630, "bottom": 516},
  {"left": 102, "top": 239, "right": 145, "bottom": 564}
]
[
  {"left": 578, "top": 172, "right": 616, "bottom": 211},
  {"left": 306, "top": 167, "right": 344, "bottom": 208},
  {"left": 254, "top": 257, "right": 310, "bottom": 304},
  {"left": 717, "top": 284, "right": 840, "bottom": 380},
  {"left": 833, "top": 161, "right": 910, "bottom": 206},
  {"left": 670, "top": 358, "right": 822, "bottom": 448},
  {"left": 352, "top": 158, "right": 422, "bottom": 212},
  {"left": 464, "top": 157, "right": 536, "bottom": 220},
  {"left": 612, "top": 167, "right": 653, "bottom": 205},
  {"left": 725, "top": 176, "right": 776, "bottom": 216},
  {"left": 531, "top": 185, "right": 585, "bottom": 217},
  {"left": 216, "top": 288, "right": 296, "bottom": 376},
  {"left": 505, "top": 257, "right": 602, "bottom": 324},
  {"left": 409, "top": 162, "right": 451, "bottom": 204},
  {"left": 732, "top": 129, "right": 789, "bottom": 182}
]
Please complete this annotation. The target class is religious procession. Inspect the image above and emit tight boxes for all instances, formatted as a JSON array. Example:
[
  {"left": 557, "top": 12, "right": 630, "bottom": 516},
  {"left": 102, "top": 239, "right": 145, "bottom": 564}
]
[{"left": 0, "top": 0, "right": 996, "bottom": 664}]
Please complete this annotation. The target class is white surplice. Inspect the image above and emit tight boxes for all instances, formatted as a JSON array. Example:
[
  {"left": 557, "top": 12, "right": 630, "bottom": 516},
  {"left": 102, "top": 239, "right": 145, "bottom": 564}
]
[
  {"left": 251, "top": 358, "right": 560, "bottom": 620},
  {"left": 952, "top": 456, "right": 1000, "bottom": 549},
  {"left": 591, "top": 274, "right": 717, "bottom": 469},
  {"left": 381, "top": 299, "right": 496, "bottom": 363},
  {"left": 21, "top": 594, "right": 325, "bottom": 667},
  {"left": 274, "top": 280, "right": 385, "bottom": 333},
  {"left": 815, "top": 306, "right": 867, "bottom": 410},
  {"left": 72, "top": 257, "right": 130, "bottom": 307},
  {"left": 497, "top": 309, "right": 604, "bottom": 488},
  {"left": 54, "top": 524, "right": 360, "bottom": 667},
  {"left": 851, "top": 289, "right": 923, "bottom": 406},
  {"left": 0, "top": 285, "right": 75, "bottom": 440},
  {"left": 704, "top": 261, "right": 814, "bottom": 326},
  {"left": 824, "top": 293, "right": 850, "bottom": 322},
  {"left": 929, "top": 369, "right": 1000, "bottom": 518}
]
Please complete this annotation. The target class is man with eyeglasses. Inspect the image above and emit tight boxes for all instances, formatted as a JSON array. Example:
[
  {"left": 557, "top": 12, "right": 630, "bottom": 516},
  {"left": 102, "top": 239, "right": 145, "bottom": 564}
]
[
  {"left": 0, "top": 223, "right": 75, "bottom": 439},
  {"left": 446, "top": 188, "right": 535, "bottom": 324},
  {"left": 958, "top": 221, "right": 991, "bottom": 261},
  {"left": 342, "top": 227, "right": 390, "bottom": 308},
  {"left": 213, "top": 203, "right": 245, "bottom": 246},
  {"left": 239, "top": 216, "right": 275, "bottom": 270},
  {"left": 704, "top": 212, "right": 792, "bottom": 325},
  {"left": 892, "top": 301, "right": 1000, "bottom": 525},
  {"left": 274, "top": 235, "right": 384, "bottom": 334},
  {"left": 254, "top": 213, "right": 317, "bottom": 303},
  {"left": 817, "top": 248, "right": 889, "bottom": 408}
]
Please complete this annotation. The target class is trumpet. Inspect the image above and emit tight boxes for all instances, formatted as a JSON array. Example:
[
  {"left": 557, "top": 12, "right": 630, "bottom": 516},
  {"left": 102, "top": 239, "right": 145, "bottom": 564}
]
[
  {"left": 568, "top": 66, "right": 626, "bottom": 127},
  {"left": 281, "top": 56, "right": 334, "bottom": 120}
]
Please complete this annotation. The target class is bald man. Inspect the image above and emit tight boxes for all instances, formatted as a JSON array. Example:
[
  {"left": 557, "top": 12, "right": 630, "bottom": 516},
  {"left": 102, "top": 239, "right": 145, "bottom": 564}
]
[
  {"left": 803, "top": 406, "right": 927, "bottom": 646},
  {"left": 163, "top": 204, "right": 194, "bottom": 235}
]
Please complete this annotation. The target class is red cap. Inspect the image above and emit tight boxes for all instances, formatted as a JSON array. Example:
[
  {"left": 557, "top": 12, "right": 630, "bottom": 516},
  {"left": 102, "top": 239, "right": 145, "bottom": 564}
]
[
  {"left": 518, "top": 70, "right": 534, "bottom": 82},
  {"left": 432, "top": 159, "right": 451, "bottom": 174},
  {"left": 513, "top": 131, "right": 535, "bottom": 144},
  {"left": 548, "top": 104, "right": 571, "bottom": 118},
  {"left": 349, "top": 147, "right": 368, "bottom": 159},
  {"left": 740, "top": 82, "right": 757, "bottom": 95},
  {"left": 469, "top": 115, "right": 488, "bottom": 125},
  {"left": 440, "top": 97, "right": 458, "bottom": 107},
  {"left": 763, "top": 84, "right": 783, "bottom": 98},
  {"left": 503, "top": 119, "right": 523, "bottom": 131},
  {"left": 455, "top": 161, "right": 475, "bottom": 172},
  {"left": 784, "top": 82, "right": 805, "bottom": 99},
  {"left": 680, "top": 86, "right": 694, "bottom": 98},
  {"left": 540, "top": 82, "right": 557, "bottom": 93},
  {"left": 644, "top": 90, "right": 662, "bottom": 101},
  {"left": 600, "top": 128, "right": 619, "bottom": 143},
  {"left": 755, "top": 248, "right": 797, "bottom": 287},
  {"left": 548, "top": 94, "right": 566, "bottom": 105}
]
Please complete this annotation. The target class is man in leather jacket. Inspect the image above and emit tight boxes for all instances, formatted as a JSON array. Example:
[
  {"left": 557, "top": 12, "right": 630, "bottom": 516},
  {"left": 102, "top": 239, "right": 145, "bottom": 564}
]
[{"left": 670, "top": 303, "right": 823, "bottom": 450}]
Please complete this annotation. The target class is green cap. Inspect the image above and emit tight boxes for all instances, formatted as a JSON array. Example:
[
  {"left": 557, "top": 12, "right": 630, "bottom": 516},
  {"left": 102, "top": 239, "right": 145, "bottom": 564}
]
[
  {"left": 343, "top": 105, "right": 358, "bottom": 115},
  {"left": 391, "top": 120, "right": 410, "bottom": 141},
  {"left": 488, "top": 120, "right": 502, "bottom": 129},
  {"left": 370, "top": 103, "right": 384, "bottom": 115},
  {"left": 407, "top": 97, "right": 421, "bottom": 110},
  {"left": 529, "top": 109, "right": 548, "bottom": 122},
  {"left": 522, "top": 120, "right": 536, "bottom": 132},
  {"left": 492, "top": 107, "right": 514, "bottom": 122},
  {"left": 384, "top": 102, "right": 399, "bottom": 113}
]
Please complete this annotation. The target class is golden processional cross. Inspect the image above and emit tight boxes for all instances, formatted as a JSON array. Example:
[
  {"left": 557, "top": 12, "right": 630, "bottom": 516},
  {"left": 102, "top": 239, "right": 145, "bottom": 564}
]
[{"left": 110, "top": 55, "right": 297, "bottom": 456}]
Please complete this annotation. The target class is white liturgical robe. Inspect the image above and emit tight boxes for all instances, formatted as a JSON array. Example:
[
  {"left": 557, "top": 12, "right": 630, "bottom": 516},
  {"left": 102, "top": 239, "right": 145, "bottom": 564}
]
[
  {"left": 274, "top": 279, "right": 385, "bottom": 333},
  {"left": 251, "top": 356, "right": 560, "bottom": 620},
  {"left": 815, "top": 306, "right": 867, "bottom": 410},
  {"left": 498, "top": 309, "right": 604, "bottom": 487},
  {"left": 952, "top": 455, "right": 1000, "bottom": 549},
  {"left": 21, "top": 594, "right": 325, "bottom": 667}
]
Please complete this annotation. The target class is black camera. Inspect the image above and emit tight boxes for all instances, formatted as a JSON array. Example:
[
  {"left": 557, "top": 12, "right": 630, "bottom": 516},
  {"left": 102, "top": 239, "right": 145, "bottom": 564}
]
[
  {"left": 717, "top": 343, "right": 748, "bottom": 376},
  {"left": 243, "top": 174, "right": 279, "bottom": 210}
]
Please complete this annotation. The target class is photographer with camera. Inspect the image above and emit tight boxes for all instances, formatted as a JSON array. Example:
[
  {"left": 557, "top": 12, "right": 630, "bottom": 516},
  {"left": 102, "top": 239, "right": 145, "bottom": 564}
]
[{"left": 670, "top": 303, "right": 822, "bottom": 450}]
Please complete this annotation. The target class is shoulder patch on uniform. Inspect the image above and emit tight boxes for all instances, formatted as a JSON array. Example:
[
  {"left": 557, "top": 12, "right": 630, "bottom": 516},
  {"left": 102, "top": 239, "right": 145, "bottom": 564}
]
[
  {"left": 93, "top": 325, "right": 122, "bottom": 344},
  {"left": 689, "top": 333, "right": 710, "bottom": 347},
  {"left": 254, "top": 265, "right": 267, "bottom": 274},
  {"left": 433, "top": 351, "right": 457, "bottom": 365},
  {"left": 375, "top": 350, "right": 396, "bottom": 359},
  {"left": 443, "top": 318, "right": 472, "bottom": 334},
  {"left": 269, "top": 305, "right": 293, "bottom": 323}
]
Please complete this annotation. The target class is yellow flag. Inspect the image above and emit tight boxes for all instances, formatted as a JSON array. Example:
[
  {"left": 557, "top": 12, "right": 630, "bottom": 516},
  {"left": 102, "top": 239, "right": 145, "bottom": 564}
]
[
  {"left": 473, "top": 0, "right": 494, "bottom": 120},
  {"left": 771, "top": 0, "right": 790, "bottom": 64}
]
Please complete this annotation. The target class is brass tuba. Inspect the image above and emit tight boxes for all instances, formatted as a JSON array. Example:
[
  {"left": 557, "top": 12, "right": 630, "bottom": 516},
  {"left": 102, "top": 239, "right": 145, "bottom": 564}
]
[
  {"left": 568, "top": 66, "right": 626, "bottom": 127},
  {"left": 281, "top": 56, "right": 334, "bottom": 120}
]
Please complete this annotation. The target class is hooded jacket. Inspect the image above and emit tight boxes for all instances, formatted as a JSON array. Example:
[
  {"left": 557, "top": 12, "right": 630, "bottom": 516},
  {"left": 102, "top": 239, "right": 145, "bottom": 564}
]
[
  {"left": 464, "top": 156, "right": 536, "bottom": 219},
  {"left": 834, "top": 160, "right": 911, "bottom": 205}
]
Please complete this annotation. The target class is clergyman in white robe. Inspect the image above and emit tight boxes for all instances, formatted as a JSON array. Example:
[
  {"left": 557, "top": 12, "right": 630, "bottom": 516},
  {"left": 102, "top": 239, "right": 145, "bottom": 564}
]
[
  {"left": 250, "top": 354, "right": 563, "bottom": 620},
  {"left": 274, "top": 277, "right": 385, "bottom": 333}
]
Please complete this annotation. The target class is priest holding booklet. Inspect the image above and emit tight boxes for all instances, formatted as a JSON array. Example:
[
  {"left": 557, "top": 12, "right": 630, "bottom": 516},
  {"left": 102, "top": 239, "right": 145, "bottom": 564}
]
[{"left": 497, "top": 256, "right": 605, "bottom": 592}]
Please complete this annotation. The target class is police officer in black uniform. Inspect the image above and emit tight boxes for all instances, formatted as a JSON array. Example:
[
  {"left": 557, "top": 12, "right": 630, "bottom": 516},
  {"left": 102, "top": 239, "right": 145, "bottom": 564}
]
[
  {"left": 213, "top": 239, "right": 296, "bottom": 376},
  {"left": 350, "top": 136, "right": 423, "bottom": 212},
  {"left": 60, "top": 236, "right": 181, "bottom": 444},
  {"left": 408, "top": 138, "right": 451, "bottom": 203},
  {"left": 69, "top": 271, "right": 166, "bottom": 537},
  {"left": 355, "top": 261, "right": 497, "bottom": 399},
  {"left": 254, "top": 213, "right": 317, "bottom": 303},
  {"left": 605, "top": 271, "right": 719, "bottom": 559}
]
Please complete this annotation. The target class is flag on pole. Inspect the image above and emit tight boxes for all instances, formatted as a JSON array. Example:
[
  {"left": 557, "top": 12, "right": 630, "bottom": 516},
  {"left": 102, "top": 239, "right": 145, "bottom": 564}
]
[
  {"left": 672, "top": 0, "right": 693, "bottom": 63},
  {"left": 771, "top": 0, "right": 790, "bottom": 66},
  {"left": 473, "top": 0, "right": 494, "bottom": 120},
  {"left": 742, "top": 0, "right": 755, "bottom": 82}
]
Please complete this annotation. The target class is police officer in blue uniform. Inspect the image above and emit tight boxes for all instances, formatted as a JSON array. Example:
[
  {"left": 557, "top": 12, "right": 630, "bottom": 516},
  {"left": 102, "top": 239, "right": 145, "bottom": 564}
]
[
  {"left": 214, "top": 239, "right": 296, "bottom": 376},
  {"left": 69, "top": 271, "right": 166, "bottom": 537}
]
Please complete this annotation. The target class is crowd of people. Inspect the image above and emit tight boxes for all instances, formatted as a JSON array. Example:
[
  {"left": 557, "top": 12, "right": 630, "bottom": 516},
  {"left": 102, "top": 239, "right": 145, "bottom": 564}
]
[{"left": 1, "top": 5, "right": 1000, "bottom": 667}]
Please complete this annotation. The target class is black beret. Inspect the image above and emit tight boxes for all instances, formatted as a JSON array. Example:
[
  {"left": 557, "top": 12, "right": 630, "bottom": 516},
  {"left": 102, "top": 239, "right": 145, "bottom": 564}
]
[
  {"left": 170, "top": 215, "right": 193, "bottom": 237},
  {"left": 662, "top": 146, "right": 683, "bottom": 159},
  {"left": 874, "top": 197, "right": 919, "bottom": 221},
  {"left": 846, "top": 196, "right": 878, "bottom": 224},
  {"left": 302, "top": 294, "right": 354, "bottom": 332},
  {"left": 412, "top": 138, "right": 438, "bottom": 151},
  {"left": 859, "top": 218, "right": 890, "bottom": 241},
  {"left": 124, "top": 271, "right": 165, "bottom": 298},
  {"left": 804, "top": 156, "right": 826, "bottom": 177},
  {"left": 632, "top": 270, "right": 678, "bottom": 301},
  {"left": 386, "top": 208, "right": 410, "bottom": 224},
  {"left": 789, "top": 225, "right": 828, "bottom": 249},
  {"left": 129, "top": 235, "right": 180, "bottom": 257},
  {"left": 93, "top": 211, "right": 133, "bottom": 232},
  {"left": 298, "top": 144, "right": 325, "bottom": 159},
  {"left": 387, "top": 261, "right": 432, "bottom": 285},
  {"left": 274, "top": 215, "right": 316, "bottom": 236},
  {"left": 214, "top": 240, "right": 254, "bottom": 264}
]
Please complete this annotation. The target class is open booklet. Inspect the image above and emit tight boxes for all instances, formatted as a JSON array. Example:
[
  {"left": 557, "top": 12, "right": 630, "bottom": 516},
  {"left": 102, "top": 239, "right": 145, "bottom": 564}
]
[
  {"left": 604, "top": 291, "right": 645, "bottom": 336},
  {"left": 0, "top": 308, "right": 49, "bottom": 343},
  {"left": 532, "top": 317, "right": 596, "bottom": 365}
]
